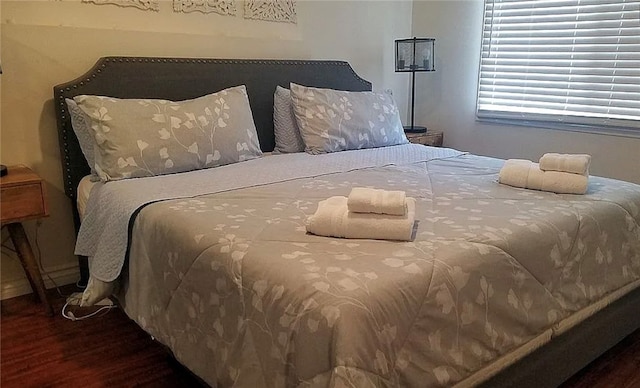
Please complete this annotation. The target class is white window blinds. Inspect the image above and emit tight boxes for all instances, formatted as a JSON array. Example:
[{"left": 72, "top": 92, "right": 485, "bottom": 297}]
[{"left": 477, "top": 0, "right": 640, "bottom": 133}]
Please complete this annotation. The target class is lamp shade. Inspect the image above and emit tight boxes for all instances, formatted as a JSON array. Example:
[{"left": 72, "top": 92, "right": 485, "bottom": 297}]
[{"left": 395, "top": 37, "right": 435, "bottom": 72}]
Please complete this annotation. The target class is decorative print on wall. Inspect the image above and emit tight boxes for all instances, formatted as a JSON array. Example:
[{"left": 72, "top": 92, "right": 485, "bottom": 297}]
[
  {"left": 81, "top": 0, "right": 159, "bottom": 11},
  {"left": 244, "top": 0, "right": 297, "bottom": 24},
  {"left": 173, "top": 0, "right": 237, "bottom": 15}
]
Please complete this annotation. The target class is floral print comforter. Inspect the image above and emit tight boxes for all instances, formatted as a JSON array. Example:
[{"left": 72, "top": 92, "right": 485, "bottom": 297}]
[{"left": 118, "top": 153, "right": 640, "bottom": 387}]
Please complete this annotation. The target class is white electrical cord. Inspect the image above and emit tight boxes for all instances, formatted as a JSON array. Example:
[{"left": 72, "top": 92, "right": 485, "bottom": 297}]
[{"left": 61, "top": 293, "right": 117, "bottom": 321}]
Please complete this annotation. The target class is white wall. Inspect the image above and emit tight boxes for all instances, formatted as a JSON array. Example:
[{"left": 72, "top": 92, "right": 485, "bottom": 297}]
[
  {"left": 411, "top": 0, "right": 640, "bottom": 184},
  {"left": 0, "top": 0, "right": 413, "bottom": 298}
]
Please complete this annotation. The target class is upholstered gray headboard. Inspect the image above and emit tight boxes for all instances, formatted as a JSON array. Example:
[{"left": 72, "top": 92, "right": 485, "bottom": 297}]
[{"left": 53, "top": 57, "right": 372, "bottom": 202}]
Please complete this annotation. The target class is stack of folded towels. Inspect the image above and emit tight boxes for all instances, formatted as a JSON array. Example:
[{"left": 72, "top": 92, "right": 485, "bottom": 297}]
[
  {"left": 499, "top": 153, "right": 591, "bottom": 194},
  {"left": 305, "top": 187, "right": 416, "bottom": 241}
]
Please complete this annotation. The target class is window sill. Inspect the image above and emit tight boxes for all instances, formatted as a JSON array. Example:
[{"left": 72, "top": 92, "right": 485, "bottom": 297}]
[{"left": 476, "top": 116, "right": 640, "bottom": 140}]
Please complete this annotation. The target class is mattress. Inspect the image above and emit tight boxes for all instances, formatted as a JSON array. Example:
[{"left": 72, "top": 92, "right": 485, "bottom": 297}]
[
  {"left": 77, "top": 175, "right": 97, "bottom": 220},
  {"left": 99, "top": 148, "right": 640, "bottom": 387}
]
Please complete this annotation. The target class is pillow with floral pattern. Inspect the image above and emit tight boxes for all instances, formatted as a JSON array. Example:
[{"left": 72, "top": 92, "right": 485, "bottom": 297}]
[
  {"left": 74, "top": 86, "right": 262, "bottom": 181},
  {"left": 290, "top": 83, "right": 408, "bottom": 154}
]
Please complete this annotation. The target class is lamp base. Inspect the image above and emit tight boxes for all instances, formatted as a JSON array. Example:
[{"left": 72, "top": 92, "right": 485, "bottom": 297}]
[
  {"left": 0, "top": 165, "right": 7, "bottom": 177},
  {"left": 403, "top": 125, "right": 427, "bottom": 133}
]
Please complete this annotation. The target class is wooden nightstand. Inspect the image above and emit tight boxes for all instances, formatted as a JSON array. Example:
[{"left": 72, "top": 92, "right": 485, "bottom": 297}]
[
  {"left": 406, "top": 130, "right": 444, "bottom": 147},
  {"left": 1, "top": 165, "right": 53, "bottom": 316}
]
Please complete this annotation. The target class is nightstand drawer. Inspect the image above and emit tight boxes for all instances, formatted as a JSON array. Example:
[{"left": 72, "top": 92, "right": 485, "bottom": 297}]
[{"left": 1, "top": 183, "right": 46, "bottom": 224}]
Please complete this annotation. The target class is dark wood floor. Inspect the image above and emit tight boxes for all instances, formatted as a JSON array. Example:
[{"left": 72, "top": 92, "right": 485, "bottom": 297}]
[
  {"left": 2, "top": 287, "right": 639, "bottom": 387},
  {"left": 1, "top": 286, "right": 203, "bottom": 387}
]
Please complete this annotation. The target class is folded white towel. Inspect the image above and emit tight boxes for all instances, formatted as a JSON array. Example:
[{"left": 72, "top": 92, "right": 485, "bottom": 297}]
[
  {"left": 539, "top": 153, "right": 591, "bottom": 176},
  {"left": 347, "top": 187, "right": 407, "bottom": 216},
  {"left": 306, "top": 196, "right": 416, "bottom": 241},
  {"left": 499, "top": 159, "right": 588, "bottom": 195}
]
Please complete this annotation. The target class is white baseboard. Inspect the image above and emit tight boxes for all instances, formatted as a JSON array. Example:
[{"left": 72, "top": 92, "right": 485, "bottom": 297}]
[{"left": 0, "top": 265, "right": 80, "bottom": 300}]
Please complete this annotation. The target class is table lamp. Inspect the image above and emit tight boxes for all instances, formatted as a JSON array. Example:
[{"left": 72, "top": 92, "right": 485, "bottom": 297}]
[{"left": 395, "top": 37, "right": 435, "bottom": 133}]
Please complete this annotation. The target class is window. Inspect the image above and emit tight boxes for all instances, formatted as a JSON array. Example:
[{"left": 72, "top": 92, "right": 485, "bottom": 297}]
[{"left": 477, "top": 0, "right": 640, "bottom": 135}]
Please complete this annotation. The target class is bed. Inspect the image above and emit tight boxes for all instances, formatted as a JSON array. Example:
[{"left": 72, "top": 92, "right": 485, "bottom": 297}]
[{"left": 53, "top": 57, "right": 640, "bottom": 387}]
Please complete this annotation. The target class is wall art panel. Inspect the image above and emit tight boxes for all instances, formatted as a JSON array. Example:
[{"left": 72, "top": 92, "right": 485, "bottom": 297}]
[
  {"left": 244, "top": 0, "right": 296, "bottom": 24},
  {"left": 173, "top": 0, "right": 237, "bottom": 15},
  {"left": 82, "top": 0, "right": 159, "bottom": 11}
]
